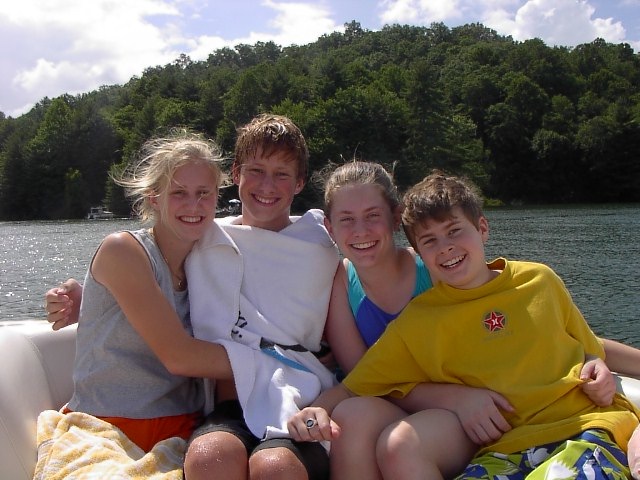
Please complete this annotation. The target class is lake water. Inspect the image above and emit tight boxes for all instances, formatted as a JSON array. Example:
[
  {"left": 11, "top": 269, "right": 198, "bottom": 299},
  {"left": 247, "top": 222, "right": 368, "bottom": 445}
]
[{"left": 1, "top": 205, "right": 639, "bottom": 347}]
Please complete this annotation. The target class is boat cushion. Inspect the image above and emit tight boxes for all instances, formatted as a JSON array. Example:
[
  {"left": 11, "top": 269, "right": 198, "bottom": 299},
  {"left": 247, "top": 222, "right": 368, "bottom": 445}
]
[{"left": 0, "top": 322, "right": 76, "bottom": 480}]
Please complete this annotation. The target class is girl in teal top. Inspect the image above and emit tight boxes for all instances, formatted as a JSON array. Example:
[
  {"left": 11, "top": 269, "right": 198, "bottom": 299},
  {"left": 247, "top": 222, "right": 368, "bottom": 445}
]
[
  {"left": 320, "top": 161, "right": 431, "bottom": 374},
  {"left": 346, "top": 256, "right": 431, "bottom": 347}
]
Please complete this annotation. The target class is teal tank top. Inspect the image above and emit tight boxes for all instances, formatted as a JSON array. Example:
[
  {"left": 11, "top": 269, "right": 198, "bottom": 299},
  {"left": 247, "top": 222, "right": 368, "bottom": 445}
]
[{"left": 347, "top": 255, "right": 431, "bottom": 347}]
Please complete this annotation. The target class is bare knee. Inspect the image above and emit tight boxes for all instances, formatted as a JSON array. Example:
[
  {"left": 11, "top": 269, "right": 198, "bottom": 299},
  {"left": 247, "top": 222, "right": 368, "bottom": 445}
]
[
  {"left": 333, "top": 396, "right": 405, "bottom": 437},
  {"left": 331, "top": 397, "right": 406, "bottom": 480},
  {"left": 377, "top": 409, "right": 475, "bottom": 480},
  {"left": 249, "top": 447, "right": 308, "bottom": 480},
  {"left": 630, "top": 425, "right": 640, "bottom": 479},
  {"left": 184, "top": 432, "right": 248, "bottom": 480},
  {"left": 377, "top": 419, "right": 429, "bottom": 479}
]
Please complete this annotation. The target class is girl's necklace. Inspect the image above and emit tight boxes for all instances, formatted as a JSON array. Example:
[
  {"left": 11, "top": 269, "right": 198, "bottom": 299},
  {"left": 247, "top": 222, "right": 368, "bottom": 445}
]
[{"left": 149, "top": 228, "right": 187, "bottom": 290}]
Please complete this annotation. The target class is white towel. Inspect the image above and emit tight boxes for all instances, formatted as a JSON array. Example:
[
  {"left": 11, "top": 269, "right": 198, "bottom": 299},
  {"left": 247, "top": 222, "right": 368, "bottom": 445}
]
[{"left": 186, "top": 209, "right": 339, "bottom": 439}]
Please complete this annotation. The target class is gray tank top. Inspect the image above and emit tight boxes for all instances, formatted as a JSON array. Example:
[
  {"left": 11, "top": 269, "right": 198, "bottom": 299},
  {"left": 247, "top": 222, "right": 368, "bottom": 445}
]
[{"left": 68, "top": 229, "right": 204, "bottom": 418}]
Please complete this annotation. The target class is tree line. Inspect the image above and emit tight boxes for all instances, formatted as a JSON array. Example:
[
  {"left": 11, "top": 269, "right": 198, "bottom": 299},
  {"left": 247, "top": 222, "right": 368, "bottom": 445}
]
[{"left": 0, "top": 21, "right": 639, "bottom": 220}]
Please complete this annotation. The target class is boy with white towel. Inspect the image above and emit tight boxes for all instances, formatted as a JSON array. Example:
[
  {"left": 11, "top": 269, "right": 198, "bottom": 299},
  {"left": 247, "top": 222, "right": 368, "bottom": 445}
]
[{"left": 183, "top": 114, "right": 339, "bottom": 480}]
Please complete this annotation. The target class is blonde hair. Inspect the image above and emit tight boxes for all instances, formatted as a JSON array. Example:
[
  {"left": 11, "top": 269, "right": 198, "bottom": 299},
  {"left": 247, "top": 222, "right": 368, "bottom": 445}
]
[
  {"left": 115, "top": 129, "right": 227, "bottom": 223},
  {"left": 233, "top": 114, "right": 309, "bottom": 180},
  {"left": 319, "top": 161, "right": 400, "bottom": 219},
  {"left": 402, "top": 170, "right": 484, "bottom": 249}
]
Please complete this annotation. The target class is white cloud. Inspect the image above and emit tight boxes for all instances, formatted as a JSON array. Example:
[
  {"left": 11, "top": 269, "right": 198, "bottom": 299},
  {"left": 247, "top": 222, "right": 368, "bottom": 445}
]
[
  {"left": 379, "top": 0, "right": 465, "bottom": 24},
  {"left": 503, "top": 0, "right": 627, "bottom": 46},
  {"left": 0, "top": 0, "right": 185, "bottom": 116},
  {"left": 264, "top": 0, "right": 341, "bottom": 45},
  {"left": 191, "top": 0, "right": 341, "bottom": 52},
  {"left": 378, "top": 0, "right": 633, "bottom": 48}
]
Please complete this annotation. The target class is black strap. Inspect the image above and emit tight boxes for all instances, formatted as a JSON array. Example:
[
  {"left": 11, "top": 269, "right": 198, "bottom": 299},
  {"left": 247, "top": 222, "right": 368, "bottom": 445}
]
[{"left": 260, "top": 338, "right": 308, "bottom": 352}]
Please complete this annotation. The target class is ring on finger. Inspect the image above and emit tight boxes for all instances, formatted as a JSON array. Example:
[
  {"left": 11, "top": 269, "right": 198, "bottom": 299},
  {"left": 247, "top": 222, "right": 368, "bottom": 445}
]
[{"left": 305, "top": 418, "right": 317, "bottom": 429}]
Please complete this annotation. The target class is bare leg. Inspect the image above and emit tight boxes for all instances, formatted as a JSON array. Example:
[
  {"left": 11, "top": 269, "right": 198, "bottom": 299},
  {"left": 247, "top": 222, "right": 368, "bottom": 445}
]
[
  {"left": 184, "top": 431, "right": 248, "bottom": 480},
  {"left": 249, "top": 447, "right": 309, "bottom": 480},
  {"left": 630, "top": 425, "right": 640, "bottom": 480},
  {"left": 330, "top": 396, "right": 408, "bottom": 480},
  {"left": 377, "top": 409, "right": 477, "bottom": 480}
]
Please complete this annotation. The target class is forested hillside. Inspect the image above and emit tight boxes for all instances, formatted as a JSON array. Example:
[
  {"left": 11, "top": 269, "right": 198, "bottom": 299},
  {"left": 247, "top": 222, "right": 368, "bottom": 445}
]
[{"left": 1, "top": 21, "right": 638, "bottom": 220}]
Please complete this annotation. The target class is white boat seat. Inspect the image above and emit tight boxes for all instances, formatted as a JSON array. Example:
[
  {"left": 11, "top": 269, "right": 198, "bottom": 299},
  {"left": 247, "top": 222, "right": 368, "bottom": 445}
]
[
  {"left": 0, "top": 322, "right": 76, "bottom": 480},
  {"left": 0, "top": 321, "right": 639, "bottom": 480}
]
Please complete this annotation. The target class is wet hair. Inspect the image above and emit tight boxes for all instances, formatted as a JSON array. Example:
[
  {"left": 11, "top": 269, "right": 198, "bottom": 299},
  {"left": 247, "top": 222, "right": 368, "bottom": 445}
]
[
  {"left": 232, "top": 114, "right": 309, "bottom": 180},
  {"left": 319, "top": 160, "right": 400, "bottom": 219},
  {"left": 115, "top": 129, "right": 227, "bottom": 223},
  {"left": 402, "top": 170, "right": 484, "bottom": 250}
]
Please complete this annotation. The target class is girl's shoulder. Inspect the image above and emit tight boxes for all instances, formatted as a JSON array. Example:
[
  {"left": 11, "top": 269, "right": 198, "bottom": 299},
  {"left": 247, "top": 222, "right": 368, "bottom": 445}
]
[
  {"left": 95, "top": 231, "right": 148, "bottom": 264},
  {"left": 404, "top": 247, "right": 432, "bottom": 292},
  {"left": 401, "top": 246, "right": 421, "bottom": 267},
  {"left": 99, "top": 230, "right": 141, "bottom": 249},
  {"left": 404, "top": 245, "right": 417, "bottom": 258}
]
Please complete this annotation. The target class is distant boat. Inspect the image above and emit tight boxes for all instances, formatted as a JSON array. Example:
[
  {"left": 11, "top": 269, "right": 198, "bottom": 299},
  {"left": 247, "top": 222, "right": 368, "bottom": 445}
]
[
  {"left": 217, "top": 199, "right": 241, "bottom": 216},
  {"left": 86, "top": 206, "right": 115, "bottom": 220},
  {"left": 227, "top": 199, "right": 241, "bottom": 214}
]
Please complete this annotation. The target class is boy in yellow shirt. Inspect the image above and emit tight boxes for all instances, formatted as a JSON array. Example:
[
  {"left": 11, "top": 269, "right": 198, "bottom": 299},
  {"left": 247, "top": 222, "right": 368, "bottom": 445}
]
[{"left": 289, "top": 170, "right": 640, "bottom": 479}]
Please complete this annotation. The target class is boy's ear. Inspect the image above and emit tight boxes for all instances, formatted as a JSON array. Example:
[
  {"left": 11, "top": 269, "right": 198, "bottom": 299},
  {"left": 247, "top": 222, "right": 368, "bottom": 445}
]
[
  {"left": 393, "top": 205, "right": 403, "bottom": 231},
  {"left": 324, "top": 215, "right": 334, "bottom": 237},
  {"left": 478, "top": 216, "right": 489, "bottom": 242},
  {"left": 294, "top": 177, "right": 305, "bottom": 195},
  {"left": 232, "top": 167, "right": 241, "bottom": 185}
]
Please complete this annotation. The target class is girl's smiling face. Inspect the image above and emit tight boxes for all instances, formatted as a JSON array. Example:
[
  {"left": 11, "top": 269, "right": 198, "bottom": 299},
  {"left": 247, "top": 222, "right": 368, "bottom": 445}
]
[
  {"left": 413, "top": 206, "right": 492, "bottom": 289},
  {"left": 325, "top": 183, "right": 400, "bottom": 268},
  {"left": 152, "top": 161, "right": 219, "bottom": 243}
]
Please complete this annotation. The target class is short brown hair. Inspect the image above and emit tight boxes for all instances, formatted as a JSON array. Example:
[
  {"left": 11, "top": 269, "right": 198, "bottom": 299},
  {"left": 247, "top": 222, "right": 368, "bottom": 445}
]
[
  {"left": 402, "top": 170, "right": 484, "bottom": 249},
  {"left": 233, "top": 114, "right": 309, "bottom": 180}
]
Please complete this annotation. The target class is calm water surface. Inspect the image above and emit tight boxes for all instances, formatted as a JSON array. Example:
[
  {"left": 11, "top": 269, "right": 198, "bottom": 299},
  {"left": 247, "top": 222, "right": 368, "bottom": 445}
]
[{"left": 1, "top": 205, "right": 639, "bottom": 346}]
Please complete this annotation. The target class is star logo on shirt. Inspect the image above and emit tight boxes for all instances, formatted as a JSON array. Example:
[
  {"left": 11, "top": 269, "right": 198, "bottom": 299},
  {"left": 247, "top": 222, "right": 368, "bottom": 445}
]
[{"left": 483, "top": 311, "right": 506, "bottom": 332}]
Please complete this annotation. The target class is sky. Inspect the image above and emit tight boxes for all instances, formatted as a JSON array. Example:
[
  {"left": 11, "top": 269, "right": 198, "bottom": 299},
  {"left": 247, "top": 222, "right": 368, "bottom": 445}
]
[{"left": 1, "top": 0, "right": 639, "bottom": 118}]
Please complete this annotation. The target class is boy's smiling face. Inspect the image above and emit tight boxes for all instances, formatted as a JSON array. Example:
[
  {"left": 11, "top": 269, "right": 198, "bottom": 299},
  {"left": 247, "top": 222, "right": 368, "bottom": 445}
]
[
  {"left": 233, "top": 147, "right": 304, "bottom": 232},
  {"left": 413, "top": 206, "right": 492, "bottom": 290}
]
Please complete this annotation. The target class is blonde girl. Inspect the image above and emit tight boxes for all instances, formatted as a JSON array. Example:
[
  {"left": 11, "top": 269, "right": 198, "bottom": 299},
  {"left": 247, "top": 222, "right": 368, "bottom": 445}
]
[{"left": 46, "top": 130, "right": 235, "bottom": 451}]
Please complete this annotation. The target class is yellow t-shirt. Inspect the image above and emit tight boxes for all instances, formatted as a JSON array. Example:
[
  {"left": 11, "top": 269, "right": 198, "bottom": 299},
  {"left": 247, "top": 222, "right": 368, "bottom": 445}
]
[{"left": 343, "top": 258, "right": 639, "bottom": 454}]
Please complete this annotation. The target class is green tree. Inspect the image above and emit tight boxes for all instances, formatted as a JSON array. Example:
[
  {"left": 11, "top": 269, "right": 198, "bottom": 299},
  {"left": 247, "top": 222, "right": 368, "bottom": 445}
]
[
  {"left": 64, "top": 169, "right": 88, "bottom": 217},
  {"left": 3, "top": 21, "right": 640, "bottom": 219},
  {"left": 24, "top": 98, "right": 75, "bottom": 218}
]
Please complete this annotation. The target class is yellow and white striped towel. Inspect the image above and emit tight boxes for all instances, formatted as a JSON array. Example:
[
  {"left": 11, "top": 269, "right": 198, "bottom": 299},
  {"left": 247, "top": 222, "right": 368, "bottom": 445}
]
[{"left": 33, "top": 410, "right": 186, "bottom": 480}]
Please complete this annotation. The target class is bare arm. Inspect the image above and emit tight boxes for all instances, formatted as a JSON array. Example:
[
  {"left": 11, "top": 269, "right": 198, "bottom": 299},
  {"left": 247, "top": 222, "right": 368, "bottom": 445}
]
[
  {"left": 324, "top": 260, "right": 367, "bottom": 374},
  {"left": 602, "top": 338, "right": 640, "bottom": 377},
  {"left": 393, "top": 382, "right": 513, "bottom": 445},
  {"left": 92, "top": 232, "right": 233, "bottom": 380}
]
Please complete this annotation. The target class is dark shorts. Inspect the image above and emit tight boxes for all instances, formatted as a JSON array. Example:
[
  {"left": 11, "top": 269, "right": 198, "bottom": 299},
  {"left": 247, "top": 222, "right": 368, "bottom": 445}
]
[{"left": 189, "top": 400, "right": 329, "bottom": 480}]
